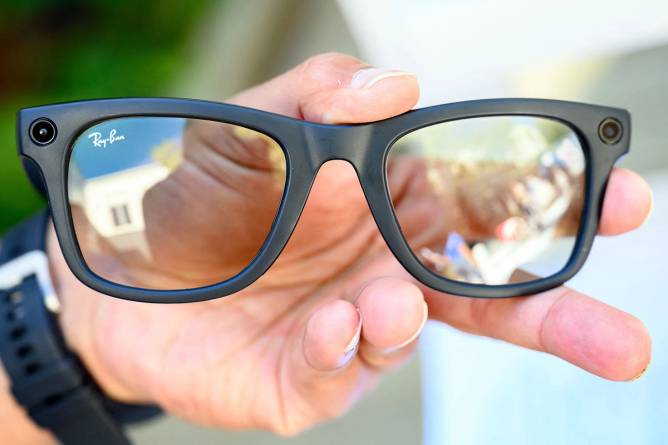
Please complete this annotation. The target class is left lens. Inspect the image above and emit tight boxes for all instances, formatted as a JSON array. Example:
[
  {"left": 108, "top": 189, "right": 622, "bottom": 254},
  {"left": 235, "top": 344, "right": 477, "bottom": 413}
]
[
  {"left": 386, "top": 116, "right": 586, "bottom": 285},
  {"left": 68, "top": 117, "right": 287, "bottom": 291}
]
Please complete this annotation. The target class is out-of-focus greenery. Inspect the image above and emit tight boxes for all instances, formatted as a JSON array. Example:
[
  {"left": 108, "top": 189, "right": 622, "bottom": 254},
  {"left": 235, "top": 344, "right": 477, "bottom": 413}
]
[{"left": 0, "top": 0, "right": 214, "bottom": 233}]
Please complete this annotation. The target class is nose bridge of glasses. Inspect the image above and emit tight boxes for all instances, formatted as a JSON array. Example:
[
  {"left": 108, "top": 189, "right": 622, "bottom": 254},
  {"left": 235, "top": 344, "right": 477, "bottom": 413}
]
[{"left": 301, "top": 123, "right": 374, "bottom": 170}]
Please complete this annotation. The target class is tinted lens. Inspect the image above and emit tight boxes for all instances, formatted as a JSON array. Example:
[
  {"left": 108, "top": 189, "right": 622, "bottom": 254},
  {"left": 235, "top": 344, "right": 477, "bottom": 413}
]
[
  {"left": 387, "top": 116, "right": 585, "bottom": 285},
  {"left": 68, "top": 117, "right": 286, "bottom": 290}
]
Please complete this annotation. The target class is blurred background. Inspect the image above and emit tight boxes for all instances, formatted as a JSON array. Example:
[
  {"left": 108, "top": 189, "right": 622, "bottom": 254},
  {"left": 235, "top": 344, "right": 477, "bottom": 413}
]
[{"left": 1, "top": 0, "right": 667, "bottom": 444}]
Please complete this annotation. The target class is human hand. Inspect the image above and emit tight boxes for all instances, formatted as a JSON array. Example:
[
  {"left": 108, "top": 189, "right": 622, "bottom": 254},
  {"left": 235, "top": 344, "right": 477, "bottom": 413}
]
[{"left": 52, "top": 53, "right": 653, "bottom": 436}]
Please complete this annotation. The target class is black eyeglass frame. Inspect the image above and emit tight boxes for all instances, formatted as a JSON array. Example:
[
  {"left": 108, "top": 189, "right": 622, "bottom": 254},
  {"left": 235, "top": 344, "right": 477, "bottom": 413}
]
[{"left": 17, "top": 98, "right": 630, "bottom": 303}]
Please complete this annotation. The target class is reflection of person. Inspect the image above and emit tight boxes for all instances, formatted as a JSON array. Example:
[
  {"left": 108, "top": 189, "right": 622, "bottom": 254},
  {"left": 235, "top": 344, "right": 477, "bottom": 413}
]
[
  {"left": 385, "top": 133, "right": 587, "bottom": 284},
  {"left": 1, "top": 53, "right": 654, "bottom": 443},
  {"left": 416, "top": 147, "right": 586, "bottom": 284}
]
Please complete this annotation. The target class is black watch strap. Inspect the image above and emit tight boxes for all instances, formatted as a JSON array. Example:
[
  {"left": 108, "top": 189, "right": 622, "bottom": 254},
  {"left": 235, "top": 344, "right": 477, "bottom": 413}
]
[{"left": 0, "top": 210, "right": 159, "bottom": 444}]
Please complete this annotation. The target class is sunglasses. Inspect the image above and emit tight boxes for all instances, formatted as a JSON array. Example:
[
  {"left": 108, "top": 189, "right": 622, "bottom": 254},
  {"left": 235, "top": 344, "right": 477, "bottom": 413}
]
[{"left": 17, "top": 98, "right": 629, "bottom": 303}]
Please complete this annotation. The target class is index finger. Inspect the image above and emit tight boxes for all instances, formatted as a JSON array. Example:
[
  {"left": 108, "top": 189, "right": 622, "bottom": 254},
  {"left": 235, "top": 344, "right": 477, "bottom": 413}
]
[{"left": 424, "top": 285, "right": 651, "bottom": 381}]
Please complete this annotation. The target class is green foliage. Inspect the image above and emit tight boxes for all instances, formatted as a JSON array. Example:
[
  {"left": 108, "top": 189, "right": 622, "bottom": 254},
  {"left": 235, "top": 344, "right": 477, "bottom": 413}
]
[{"left": 0, "top": 1, "right": 214, "bottom": 232}]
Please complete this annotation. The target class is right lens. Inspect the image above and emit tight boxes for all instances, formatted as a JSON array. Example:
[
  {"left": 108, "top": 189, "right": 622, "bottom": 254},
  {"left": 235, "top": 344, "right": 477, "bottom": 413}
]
[
  {"left": 387, "top": 116, "right": 586, "bottom": 286},
  {"left": 68, "top": 117, "right": 286, "bottom": 291}
]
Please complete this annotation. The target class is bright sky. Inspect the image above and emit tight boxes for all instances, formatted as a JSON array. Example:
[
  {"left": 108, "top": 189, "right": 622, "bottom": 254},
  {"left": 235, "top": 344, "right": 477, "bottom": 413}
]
[{"left": 71, "top": 117, "right": 184, "bottom": 178}]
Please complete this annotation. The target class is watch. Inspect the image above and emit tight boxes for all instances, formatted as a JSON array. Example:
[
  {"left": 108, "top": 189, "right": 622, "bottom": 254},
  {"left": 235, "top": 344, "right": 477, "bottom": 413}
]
[{"left": 0, "top": 210, "right": 162, "bottom": 445}]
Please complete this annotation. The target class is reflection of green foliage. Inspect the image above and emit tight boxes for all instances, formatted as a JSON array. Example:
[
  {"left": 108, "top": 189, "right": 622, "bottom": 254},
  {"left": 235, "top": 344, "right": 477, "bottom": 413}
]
[{"left": 0, "top": 1, "right": 215, "bottom": 233}]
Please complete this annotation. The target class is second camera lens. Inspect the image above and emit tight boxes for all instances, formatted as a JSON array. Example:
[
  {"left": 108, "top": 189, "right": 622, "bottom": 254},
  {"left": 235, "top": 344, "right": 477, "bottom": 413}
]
[
  {"left": 598, "top": 118, "right": 623, "bottom": 145},
  {"left": 29, "top": 118, "right": 57, "bottom": 146}
]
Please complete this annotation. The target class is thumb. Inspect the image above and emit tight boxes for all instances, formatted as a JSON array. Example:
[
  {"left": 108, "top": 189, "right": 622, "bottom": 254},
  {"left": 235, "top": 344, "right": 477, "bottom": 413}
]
[{"left": 228, "top": 52, "right": 419, "bottom": 123}]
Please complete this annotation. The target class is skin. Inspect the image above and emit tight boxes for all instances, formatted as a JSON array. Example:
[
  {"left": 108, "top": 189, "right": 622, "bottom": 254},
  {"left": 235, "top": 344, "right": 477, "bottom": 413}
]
[{"left": 0, "top": 53, "right": 654, "bottom": 443}]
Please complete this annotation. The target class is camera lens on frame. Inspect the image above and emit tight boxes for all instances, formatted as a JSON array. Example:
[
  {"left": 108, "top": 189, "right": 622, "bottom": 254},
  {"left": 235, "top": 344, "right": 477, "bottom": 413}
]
[
  {"left": 598, "top": 118, "right": 623, "bottom": 145},
  {"left": 29, "top": 118, "right": 57, "bottom": 146}
]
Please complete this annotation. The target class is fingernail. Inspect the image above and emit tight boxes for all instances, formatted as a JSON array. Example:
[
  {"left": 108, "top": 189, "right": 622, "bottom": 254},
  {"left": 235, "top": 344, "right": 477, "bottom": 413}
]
[
  {"left": 381, "top": 301, "right": 428, "bottom": 355},
  {"left": 337, "top": 310, "right": 363, "bottom": 368},
  {"left": 629, "top": 359, "right": 651, "bottom": 382},
  {"left": 349, "top": 67, "right": 416, "bottom": 90}
]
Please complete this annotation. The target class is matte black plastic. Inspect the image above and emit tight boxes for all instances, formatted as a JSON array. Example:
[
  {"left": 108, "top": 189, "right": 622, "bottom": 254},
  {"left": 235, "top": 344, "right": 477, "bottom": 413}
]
[{"left": 16, "top": 98, "right": 630, "bottom": 303}]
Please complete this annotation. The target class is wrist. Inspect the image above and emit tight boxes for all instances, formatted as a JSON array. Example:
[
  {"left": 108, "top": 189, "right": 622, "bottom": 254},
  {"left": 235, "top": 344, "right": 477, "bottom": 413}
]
[
  {"left": 46, "top": 225, "right": 152, "bottom": 405},
  {"left": 0, "top": 361, "right": 54, "bottom": 444}
]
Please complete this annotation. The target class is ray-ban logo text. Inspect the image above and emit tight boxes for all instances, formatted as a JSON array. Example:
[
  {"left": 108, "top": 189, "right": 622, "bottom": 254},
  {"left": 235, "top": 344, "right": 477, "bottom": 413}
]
[{"left": 88, "top": 129, "right": 126, "bottom": 148}]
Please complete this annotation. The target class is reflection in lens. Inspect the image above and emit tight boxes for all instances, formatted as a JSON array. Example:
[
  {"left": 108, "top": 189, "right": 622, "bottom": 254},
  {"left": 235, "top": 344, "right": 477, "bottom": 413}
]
[
  {"left": 68, "top": 117, "right": 286, "bottom": 290},
  {"left": 387, "top": 116, "right": 585, "bottom": 285}
]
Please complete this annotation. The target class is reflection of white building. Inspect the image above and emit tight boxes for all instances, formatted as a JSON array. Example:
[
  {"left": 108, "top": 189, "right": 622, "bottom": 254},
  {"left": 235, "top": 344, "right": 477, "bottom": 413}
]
[{"left": 69, "top": 163, "right": 170, "bottom": 257}]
